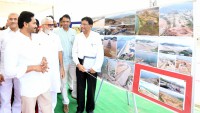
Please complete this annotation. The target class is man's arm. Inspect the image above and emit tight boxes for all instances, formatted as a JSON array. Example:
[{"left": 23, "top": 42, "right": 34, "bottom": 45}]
[
  {"left": 72, "top": 35, "right": 79, "bottom": 66},
  {"left": 26, "top": 57, "right": 48, "bottom": 73},
  {"left": 4, "top": 40, "right": 25, "bottom": 78},
  {"left": 56, "top": 34, "right": 65, "bottom": 79},
  {"left": 91, "top": 35, "right": 104, "bottom": 73},
  {"left": 4, "top": 40, "right": 48, "bottom": 78},
  {"left": 72, "top": 36, "right": 85, "bottom": 72},
  {"left": 59, "top": 51, "right": 65, "bottom": 79}
]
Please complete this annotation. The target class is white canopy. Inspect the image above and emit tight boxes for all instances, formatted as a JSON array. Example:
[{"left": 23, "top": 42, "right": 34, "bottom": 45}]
[
  {"left": 0, "top": 0, "right": 151, "bottom": 26},
  {"left": 0, "top": 0, "right": 52, "bottom": 17},
  {"left": 0, "top": 0, "right": 193, "bottom": 25}
]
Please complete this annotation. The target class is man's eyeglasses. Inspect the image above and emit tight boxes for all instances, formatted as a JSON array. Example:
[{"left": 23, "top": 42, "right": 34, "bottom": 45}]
[
  {"left": 44, "top": 24, "right": 54, "bottom": 27},
  {"left": 81, "top": 24, "right": 89, "bottom": 26}
]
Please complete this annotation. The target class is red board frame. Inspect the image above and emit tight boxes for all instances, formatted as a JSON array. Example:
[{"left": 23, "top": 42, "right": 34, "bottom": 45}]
[{"left": 133, "top": 64, "right": 192, "bottom": 113}]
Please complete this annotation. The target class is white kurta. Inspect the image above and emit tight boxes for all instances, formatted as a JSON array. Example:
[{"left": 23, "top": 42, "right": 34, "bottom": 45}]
[
  {"left": 38, "top": 31, "right": 63, "bottom": 93},
  {"left": 0, "top": 29, "right": 21, "bottom": 113},
  {"left": 0, "top": 28, "right": 18, "bottom": 76},
  {"left": 4, "top": 32, "right": 51, "bottom": 97}
]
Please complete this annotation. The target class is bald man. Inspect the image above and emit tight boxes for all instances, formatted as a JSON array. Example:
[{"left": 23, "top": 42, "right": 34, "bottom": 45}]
[{"left": 0, "top": 13, "right": 21, "bottom": 113}]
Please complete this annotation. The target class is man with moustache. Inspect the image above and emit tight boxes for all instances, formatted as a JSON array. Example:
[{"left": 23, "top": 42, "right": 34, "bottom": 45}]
[
  {"left": 0, "top": 13, "right": 21, "bottom": 113},
  {"left": 38, "top": 17, "right": 64, "bottom": 113},
  {"left": 4, "top": 11, "right": 52, "bottom": 113},
  {"left": 72, "top": 17, "right": 104, "bottom": 113},
  {"left": 55, "top": 14, "right": 77, "bottom": 113}
]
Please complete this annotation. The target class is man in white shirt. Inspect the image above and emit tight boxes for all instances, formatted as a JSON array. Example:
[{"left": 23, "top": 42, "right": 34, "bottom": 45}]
[
  {"left": 0, "top": 13, "right": 21, "bottom": 113},
  {"left": 4, "top": 11, "right": 52, "bottom": 113},
  {"left": 72, "top": 17, "right": 104, "bottom": 113},
  {"left": 39, "top": 17, "right": 65, "bottom": 113}
]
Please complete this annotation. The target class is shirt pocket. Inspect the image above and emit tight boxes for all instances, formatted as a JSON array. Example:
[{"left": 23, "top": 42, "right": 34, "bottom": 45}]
[{"left": 90, "top": 42, "right": 98, "bottom": 55}]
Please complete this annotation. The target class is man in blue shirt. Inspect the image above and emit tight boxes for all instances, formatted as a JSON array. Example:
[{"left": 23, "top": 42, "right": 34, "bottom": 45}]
[{"left": 54, "top": 14, "right": 77, "bottom": 113}]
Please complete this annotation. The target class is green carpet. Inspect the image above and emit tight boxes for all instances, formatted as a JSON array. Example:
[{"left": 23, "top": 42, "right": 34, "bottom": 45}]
[{"left": 55, "top": 79, "right": 174, "bottom": 113}]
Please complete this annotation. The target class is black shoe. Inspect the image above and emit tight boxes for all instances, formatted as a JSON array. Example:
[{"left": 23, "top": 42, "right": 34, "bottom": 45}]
[
  {"left": 87, "top": 111, "right": 94, "bottom": 113},
  {"left": 76, "top": 111, "right": 82, "bottom": 113}
]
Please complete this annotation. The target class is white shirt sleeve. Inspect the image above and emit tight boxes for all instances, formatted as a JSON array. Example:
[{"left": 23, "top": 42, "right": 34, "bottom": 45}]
[
  {"left": 4, "top": 40, "right": 27, "bottom": 78},
  {"left": 72, "top": 35, "right": 80, "bottom": 65},
  {"left": 56, "top": 36, "right": 63, "bottom": 52},
  {"left": 92, "top": 35, "right": 104, "bottom": 72}
]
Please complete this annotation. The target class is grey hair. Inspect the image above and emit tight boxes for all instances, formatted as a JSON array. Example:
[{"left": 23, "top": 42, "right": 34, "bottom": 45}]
[
  {"left": 8, "top": 13, "right": 18, "bottom": 18},
  {"left": 41, "top": 17, "right": 53, "bottom": 25}
]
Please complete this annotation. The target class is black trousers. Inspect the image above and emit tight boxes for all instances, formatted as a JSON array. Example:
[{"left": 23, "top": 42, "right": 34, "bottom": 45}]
[{"left": 76, "top": 58, "right": 97, "bottom": 112}]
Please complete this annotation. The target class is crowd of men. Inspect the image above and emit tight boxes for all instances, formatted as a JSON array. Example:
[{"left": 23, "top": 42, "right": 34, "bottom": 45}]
[{"left": 0, "top": 11, "right": 104, "bottom": 113}]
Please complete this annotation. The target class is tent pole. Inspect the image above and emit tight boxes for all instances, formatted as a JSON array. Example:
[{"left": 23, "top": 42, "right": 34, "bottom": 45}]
[{"left": 52, "top": 5, "right": 54, "bottom": 21}]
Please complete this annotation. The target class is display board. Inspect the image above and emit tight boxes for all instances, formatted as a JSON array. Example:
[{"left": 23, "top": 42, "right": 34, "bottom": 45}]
[
  {"left": 88, "top": 1, "right": 197, "bottom": 112},
  {"left": 133, "top": 64, "right": 192, "bottom": 113}
]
